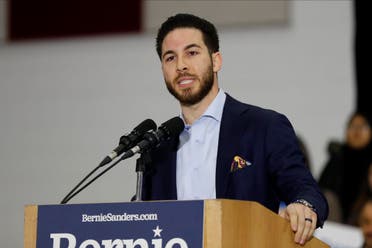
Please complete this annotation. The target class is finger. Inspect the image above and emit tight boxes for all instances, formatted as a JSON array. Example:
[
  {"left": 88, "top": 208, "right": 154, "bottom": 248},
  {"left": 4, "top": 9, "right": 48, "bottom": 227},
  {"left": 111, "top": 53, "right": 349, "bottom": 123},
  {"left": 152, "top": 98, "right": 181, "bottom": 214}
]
[
  {"left": 307, "top": 215, "right": 317, "bottom": 241},
  {"left": 290, "top": 204, "right": 310, "bottom": 244},
  {"left": 278, "top": 208, "right": 288, "bottom": 219},
  {"left": 294, "top": 212, "right": 305, "bottom": 244},
  {"left": 299, "top": 217, "right": 313, "bottom": 245},
  {"left": 286, "top": 205, "right": 299, "bottom": 232}
]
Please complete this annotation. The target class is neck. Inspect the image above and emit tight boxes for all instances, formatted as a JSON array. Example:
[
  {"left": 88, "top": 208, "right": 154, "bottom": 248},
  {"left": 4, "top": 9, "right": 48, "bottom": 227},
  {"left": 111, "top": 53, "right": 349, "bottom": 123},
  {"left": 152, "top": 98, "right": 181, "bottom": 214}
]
[{"left": 181, "top": 83, "right": 219, "bottom": 125}]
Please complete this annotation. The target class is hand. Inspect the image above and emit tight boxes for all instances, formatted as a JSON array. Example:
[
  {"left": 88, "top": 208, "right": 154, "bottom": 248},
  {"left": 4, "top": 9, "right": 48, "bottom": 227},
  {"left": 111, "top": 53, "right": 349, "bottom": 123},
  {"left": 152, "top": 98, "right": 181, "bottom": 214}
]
[{"left": 279, "top": 203, "right": 317, "bottom": 246}]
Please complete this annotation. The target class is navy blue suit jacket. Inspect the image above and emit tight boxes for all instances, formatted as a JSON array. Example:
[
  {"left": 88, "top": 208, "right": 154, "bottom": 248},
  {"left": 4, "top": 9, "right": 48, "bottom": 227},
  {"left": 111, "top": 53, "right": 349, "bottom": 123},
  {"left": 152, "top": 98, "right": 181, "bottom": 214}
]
[{"left": 142, "top": 94, "right": 328, "bottom": 227}]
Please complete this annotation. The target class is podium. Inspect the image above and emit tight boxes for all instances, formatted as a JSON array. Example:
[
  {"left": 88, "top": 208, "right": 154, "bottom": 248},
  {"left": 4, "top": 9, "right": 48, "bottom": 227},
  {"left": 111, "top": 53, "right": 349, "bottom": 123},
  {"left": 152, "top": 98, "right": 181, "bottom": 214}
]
[{"left": 24, "top": 199, "right": 329, "bottom": 247}]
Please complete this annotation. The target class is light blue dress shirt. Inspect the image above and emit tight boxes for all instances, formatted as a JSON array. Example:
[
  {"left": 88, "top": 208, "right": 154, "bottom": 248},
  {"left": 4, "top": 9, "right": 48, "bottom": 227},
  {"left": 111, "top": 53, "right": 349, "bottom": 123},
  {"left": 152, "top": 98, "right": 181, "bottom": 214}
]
[{"left": 176, "top": 89, "right": 226, "bottom": 200}]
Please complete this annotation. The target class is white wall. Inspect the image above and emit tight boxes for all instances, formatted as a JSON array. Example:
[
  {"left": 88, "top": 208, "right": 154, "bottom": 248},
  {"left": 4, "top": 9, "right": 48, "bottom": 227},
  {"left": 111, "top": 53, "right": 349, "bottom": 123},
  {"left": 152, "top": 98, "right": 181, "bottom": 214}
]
[
  {"left": 0, "top": 1, "right": 353, "bottom": 246},
  {"left": 315, "top": 221, "right": 363, "bottom": 248}
]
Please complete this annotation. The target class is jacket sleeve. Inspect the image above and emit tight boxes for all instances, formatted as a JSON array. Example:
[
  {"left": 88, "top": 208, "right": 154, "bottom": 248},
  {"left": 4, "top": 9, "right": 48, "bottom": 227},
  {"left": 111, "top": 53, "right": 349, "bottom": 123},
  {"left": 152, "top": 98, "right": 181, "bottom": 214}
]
[{"left": 265, "top": 113, "right": 329, "bottom": 227}]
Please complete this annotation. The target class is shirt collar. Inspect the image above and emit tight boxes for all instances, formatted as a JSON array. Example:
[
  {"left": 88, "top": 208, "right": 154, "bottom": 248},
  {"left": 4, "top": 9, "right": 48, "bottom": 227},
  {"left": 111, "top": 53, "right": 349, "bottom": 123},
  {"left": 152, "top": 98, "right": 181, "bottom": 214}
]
[
  {"left": 202, "top": 88, "right": 226, "bottom": 122},
  {"left": 179, "top": 88, "right": 226, "bottom": 129}
]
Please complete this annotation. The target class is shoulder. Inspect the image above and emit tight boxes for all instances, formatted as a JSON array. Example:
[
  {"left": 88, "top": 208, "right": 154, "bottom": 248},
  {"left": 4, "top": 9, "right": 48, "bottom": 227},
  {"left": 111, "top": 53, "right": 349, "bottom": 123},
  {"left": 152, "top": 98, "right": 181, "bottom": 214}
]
[
  {"left": 327, "top": 140, "right": 343, "bottom": 156},
  {"left": 224, "top": 93, "right": 291, "bottom": 127}
]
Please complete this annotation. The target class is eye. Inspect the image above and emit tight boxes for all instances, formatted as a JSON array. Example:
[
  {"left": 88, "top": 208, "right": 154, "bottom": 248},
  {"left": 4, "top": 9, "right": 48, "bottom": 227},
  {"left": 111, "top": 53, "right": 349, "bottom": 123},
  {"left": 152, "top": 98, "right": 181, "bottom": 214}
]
[
  {"left": 164, "top": 55, "right": 175, "bottom": 62},
  {"left": 188, "top": 50, "right": 199, "bottom": 56}
]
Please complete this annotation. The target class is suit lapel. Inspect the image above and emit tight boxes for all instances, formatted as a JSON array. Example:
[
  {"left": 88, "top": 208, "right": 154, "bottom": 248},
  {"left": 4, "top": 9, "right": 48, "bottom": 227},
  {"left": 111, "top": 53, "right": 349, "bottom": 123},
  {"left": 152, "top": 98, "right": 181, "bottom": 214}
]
[{"left": 216, "top": 94, "right": 247, "bottom": 197}]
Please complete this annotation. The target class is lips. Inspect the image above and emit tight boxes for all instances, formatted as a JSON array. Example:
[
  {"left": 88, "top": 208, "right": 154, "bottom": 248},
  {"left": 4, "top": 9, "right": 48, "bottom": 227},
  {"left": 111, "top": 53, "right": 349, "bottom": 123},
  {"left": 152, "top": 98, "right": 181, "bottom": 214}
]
[
  {"left": 180, "top": 79, "right": 193, "bottom": 85},
  {"left": 177, "top": 77, "right": 195, "bottom": 88}
]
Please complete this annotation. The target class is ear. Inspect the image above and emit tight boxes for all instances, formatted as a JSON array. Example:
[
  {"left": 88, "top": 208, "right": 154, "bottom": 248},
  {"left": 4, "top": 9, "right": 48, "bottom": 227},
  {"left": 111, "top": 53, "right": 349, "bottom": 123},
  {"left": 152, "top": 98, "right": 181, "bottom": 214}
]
[{"left": 212, "top": 52, "right": 222, "bottom": 72}]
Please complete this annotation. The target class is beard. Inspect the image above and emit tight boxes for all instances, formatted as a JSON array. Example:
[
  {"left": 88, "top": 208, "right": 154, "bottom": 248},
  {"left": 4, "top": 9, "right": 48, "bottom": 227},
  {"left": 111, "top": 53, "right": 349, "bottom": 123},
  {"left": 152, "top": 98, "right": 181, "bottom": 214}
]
[{"left": 165, "top": 64, "right": 214, "bottom": 106}]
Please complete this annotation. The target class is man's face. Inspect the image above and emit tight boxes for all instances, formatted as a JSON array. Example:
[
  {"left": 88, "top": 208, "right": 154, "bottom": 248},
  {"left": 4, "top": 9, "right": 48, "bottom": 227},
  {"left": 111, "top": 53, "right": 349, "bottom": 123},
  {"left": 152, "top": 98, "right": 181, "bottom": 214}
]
[
  {"left": 360, "top": 202, "right": 372, "bottom": 247},
  {"left": 160, "top": 28, "right": 221, "bottom": 106}
]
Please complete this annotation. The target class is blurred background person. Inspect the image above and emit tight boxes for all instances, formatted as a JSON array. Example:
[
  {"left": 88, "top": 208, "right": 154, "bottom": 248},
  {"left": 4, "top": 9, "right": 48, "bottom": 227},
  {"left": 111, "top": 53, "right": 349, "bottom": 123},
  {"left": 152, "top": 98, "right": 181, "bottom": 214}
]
[
  {"left": 358, "top": 198, "right": 372, "bottom": 248},
  {"left": 319, "top": 112, "right": 372, "bottom": 224},
  {"left": 349, "top": 161, "right": 372, "bottom": 226}
]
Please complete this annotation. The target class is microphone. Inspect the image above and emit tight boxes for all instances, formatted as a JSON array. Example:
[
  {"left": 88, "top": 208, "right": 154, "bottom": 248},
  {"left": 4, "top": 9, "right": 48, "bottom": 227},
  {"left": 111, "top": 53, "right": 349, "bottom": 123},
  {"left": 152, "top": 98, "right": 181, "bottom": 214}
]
[
  {"left": 60, "top": 117, "right": 184, "bottom": 204},
  {"left": 99, "top": 119, "right": 157, "bottom": 167},
  {"left": 121, "top": 116, "right": 184, "bottom": 160}
]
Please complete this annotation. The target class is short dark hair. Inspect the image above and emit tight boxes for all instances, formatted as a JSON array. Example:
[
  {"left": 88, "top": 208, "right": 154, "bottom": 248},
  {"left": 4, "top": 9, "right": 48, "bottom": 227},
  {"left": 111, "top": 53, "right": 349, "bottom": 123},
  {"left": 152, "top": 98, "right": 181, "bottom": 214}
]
[{"left": 155, "top": 13, "right": 219, "bottom": 59}]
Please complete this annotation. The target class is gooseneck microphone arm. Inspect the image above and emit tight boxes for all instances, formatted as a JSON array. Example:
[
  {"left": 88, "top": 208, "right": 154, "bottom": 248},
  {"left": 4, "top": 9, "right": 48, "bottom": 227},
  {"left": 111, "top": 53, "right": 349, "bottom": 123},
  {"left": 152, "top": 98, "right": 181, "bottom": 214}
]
[
  {"left": 61, "top": 155, "right": 126, "bottom": 204},
  {"left": 60, "top": 164, "right": 101, "bottom": 204}
]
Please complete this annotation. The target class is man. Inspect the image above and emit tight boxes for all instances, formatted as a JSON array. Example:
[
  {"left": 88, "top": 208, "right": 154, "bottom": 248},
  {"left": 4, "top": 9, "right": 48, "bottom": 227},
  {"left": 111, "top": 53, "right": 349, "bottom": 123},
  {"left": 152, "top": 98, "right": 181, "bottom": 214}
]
[{"left": 142, "top": 13, "right": 328, "bottom": 246}]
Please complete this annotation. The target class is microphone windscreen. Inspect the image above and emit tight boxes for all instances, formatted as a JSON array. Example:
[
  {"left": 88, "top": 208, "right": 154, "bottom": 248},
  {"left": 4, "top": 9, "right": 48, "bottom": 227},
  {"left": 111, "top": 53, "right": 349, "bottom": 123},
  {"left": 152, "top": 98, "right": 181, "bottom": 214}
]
[
  {"left": 134, "top": 119, "right": 157, "bottom": 133},
  {"left": 161, "top": 116, "right": 185, "bottom": 138}
]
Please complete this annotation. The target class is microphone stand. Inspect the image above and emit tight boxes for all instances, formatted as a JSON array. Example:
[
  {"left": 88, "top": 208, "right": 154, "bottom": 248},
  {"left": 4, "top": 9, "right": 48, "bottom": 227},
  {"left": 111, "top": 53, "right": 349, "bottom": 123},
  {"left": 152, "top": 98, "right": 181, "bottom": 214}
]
[{"left": 134, "top": 151, "right": 151, "bottom": 201}]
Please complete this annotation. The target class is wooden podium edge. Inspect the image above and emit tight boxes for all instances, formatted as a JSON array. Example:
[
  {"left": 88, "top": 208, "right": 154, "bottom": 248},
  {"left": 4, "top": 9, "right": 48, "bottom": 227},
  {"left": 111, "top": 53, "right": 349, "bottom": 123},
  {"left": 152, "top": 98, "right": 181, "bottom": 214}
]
[
  {"left": 24, "top": 205, "right": 38, "bottom": 248},
  {"left": 204, "top": 199, "right": 329, "bottom": 248},
  {"left": 204, "top": 200, "right": 222, "bottom": 247}
]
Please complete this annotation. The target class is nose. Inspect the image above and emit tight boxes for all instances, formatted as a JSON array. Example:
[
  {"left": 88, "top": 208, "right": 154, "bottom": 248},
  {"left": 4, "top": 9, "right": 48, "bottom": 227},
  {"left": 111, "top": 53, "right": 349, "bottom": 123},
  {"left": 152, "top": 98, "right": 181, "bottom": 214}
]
[{"left": 176, "top": 57, "right": 188, "bottom": 72}]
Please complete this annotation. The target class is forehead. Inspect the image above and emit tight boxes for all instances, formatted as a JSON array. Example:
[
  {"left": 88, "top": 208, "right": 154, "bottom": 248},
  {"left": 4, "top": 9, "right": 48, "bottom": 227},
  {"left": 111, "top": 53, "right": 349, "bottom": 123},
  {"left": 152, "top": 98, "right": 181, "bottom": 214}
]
[
  {"left": 162, "top": 28, "right": 205, "bottom": 52},
  {"left": 349, "top": 115, "right": 368, "bottom": 126}
]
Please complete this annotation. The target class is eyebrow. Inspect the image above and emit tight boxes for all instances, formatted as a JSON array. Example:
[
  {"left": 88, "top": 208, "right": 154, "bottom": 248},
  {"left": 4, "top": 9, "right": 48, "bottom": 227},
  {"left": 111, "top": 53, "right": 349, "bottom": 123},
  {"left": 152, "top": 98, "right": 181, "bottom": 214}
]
[{"left": 162, "top": 43, "right": 202, "bottom": 60}]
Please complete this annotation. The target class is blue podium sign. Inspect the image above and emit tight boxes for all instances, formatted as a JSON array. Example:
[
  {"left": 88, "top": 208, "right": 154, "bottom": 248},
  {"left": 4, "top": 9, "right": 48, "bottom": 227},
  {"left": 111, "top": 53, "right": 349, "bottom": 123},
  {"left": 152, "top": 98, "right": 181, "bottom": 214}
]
[{"left": 36, "top": 201, "right": 204, "bottom": 248}]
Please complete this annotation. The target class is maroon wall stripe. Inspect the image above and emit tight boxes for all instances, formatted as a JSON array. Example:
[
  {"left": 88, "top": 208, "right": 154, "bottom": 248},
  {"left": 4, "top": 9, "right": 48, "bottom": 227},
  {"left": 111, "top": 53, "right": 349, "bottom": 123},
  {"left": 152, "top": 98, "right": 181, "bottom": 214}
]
[{"left": 8, "top": 1, "right": 142, "bottom": 41}]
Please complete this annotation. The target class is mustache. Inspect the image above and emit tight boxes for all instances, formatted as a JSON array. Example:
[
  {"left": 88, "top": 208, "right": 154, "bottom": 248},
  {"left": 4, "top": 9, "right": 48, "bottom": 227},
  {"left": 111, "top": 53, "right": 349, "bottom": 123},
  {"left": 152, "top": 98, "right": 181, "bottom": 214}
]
[{"left": 174, "top": 73, "right": 196, "bottom": 83}]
